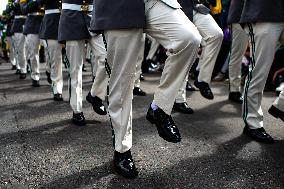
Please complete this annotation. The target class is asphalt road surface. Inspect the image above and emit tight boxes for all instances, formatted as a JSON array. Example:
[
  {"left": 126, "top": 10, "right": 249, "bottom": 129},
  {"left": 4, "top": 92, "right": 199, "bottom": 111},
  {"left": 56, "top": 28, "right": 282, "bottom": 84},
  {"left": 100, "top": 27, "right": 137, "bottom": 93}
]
[{"left": 0, "top": 59, "right": 284, "bottom": 189}]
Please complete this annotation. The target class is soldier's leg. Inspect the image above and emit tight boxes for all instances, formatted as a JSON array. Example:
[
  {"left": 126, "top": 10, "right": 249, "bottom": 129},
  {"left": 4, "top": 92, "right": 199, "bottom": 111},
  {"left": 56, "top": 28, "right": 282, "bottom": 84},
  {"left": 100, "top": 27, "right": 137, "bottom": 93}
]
[
  {"left": 89, "top": 34, "right": 108, "bottom": 101},
  {"left": 242, "top": 23, "right": 284, "bottom": 143},
  {"left": 144, "top": 0, "right": 201, "bottom": 115},
  {"left": 193, "top": 11, "right": 223, "bottom": 99},
  {"left": 46, "top": 39, "right": 63, "bottom": 96},
  {"left": 268, "top": 25, "right": 284, "bottom": 122},
  {"left": 86, "top": 34, "right": 108, "bottom": 115},
  {"left": 26, "top": 34, "right": 40, "bottom": 82},
  {"left": 14, "top": 33, "right": 26, "bottom": 76},
  {"left": 6, "top": 36, "right": 16, "bottom": 68},
  {"left": 66, "top": 40, "right": 85, "bottom": 114},
  {"left": 104, "top": 29, "right": 143, "bottom": 153},
  {"left": 146, "top": 35, "right": 160, "bottom": 61},
  {"left": 133, "top": 33, "right": 146, "bottom": 96},
  {"left": 228, "top": 23, "right": 248, "bottom": 93}
]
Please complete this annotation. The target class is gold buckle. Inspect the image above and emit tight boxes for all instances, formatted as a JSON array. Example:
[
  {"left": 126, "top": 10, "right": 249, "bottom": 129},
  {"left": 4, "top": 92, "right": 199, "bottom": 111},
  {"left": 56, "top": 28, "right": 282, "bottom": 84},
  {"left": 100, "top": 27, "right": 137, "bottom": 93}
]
[{"left": 81, "top": 5, "right": 89, "bottom": 12}]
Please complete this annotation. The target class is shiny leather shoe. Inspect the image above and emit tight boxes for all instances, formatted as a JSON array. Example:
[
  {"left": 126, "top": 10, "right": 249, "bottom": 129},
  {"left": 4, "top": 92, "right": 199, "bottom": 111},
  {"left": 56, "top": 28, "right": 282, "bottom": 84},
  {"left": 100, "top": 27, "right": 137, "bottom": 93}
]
[
  {"left": 268, "top": 105, "right": 284, "bottom": 122},
  {"left": 228, "top": 92, "right": 243, "bottom": 104},
  {"left": 140, "top": 74, "right": 145, "bottom": 81},
  {"left": 114, "top": 150, "right": 138, "bottom": 178},
  {"left": 54, "top": 94, "right": 63, "bottom": 101},
  {"left": 15, "top": 69, "right": 21, "bottom": 75},
  {"left": 243, "top": 126, "right": 274, "bottom": 144},
  {"left": 19, "top": 73, "right": 26, "bottom": 79},
  {"left": 173, "top": 102, "right": 194, "bottom": 114},
  {"left": 45, "top": 71, "right": 52, "bottom": 84},
  {"left": 72, "top": 112, "right": 86, "bottom": 126},
  {"left": 146, "top": 105, "right": 181, "bottom": 143},
  {"left": 194, "top": 80, "right": 214, "bottom": 100},
  {"left": 133, "top": 87, "right": 146, "bottom": 96},
  {"left": 86, "top": 92, "right": 107, "bottom": 115},
  {"left": 32, "top": 79, "right": 40, "bottom": 87}
]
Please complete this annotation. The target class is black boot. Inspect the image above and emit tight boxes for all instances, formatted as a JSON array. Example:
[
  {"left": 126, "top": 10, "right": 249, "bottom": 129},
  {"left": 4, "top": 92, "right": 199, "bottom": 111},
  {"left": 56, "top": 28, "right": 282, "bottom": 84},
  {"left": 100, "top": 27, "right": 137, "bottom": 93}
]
[
  {"left": 268, "top": 105, "right": 284, "bottom": 122},
  {"left": 114, "top": 150, "right": 138, "bottom": 178}
]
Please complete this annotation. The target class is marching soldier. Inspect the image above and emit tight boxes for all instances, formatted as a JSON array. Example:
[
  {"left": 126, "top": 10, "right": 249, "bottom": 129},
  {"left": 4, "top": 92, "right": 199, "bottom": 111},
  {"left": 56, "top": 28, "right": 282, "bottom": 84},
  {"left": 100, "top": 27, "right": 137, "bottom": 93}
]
[
  {"left": 173, "top": 0, "right": 223, "bottom": 114},
  {"left": 4, "top": 1, "right": 17, "bottom": 72},
  {"left": 10, "top": 0, "right": 27, "bottom": 79},
  {"left": 38, "top": 0, "right": 63, "bottom": 101},
  {"left": 178, "top": 0, "right": 223, "bottom": 101},
  {"left": 20, "top": 0, "right": 44, "bottom": 87},
  {"left": 240, "top": 0, "right": 284, "bottom": 143},
  {"left": 58, "top": 0, "right": 108, "bottom": 126},
  {"left": 91, "top": 0, "right": 202, "bottom": 178}
]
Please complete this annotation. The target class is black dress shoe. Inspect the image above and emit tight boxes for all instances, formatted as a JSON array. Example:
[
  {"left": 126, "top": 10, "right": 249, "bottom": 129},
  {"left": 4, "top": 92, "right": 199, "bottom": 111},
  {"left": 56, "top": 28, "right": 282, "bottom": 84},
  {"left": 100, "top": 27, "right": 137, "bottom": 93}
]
[
  {"left": 140, "top": 74, "right": 145, "bottom": 81},
  {"left": 268, "top": 105, "right": 284, "bottom": 122},
  {"left": 11, "top": 65, "right": 17, "bottom": 70},
  {"left": 114, "top": 150, "right": 138, "bottom": 179},
  {"left": 194, "top": 80, "right": 214, "bottom": 100},
  {"left": 15, "top": 69, "right": 21, "bottom": 75},
  {"left": 146, "top": 105, "right": 181, "bottom": 143},
  {"left": 86, "top": 92, "right": 107, "bottom": 115},
  {"left": 54, "top": 94, "right": 63, "bottom": 101},
  {"left": 32, "top": 79, "right": 40, "bottom": 87},
  {"left": 72, "top": 112, "right": 86, "bottom": 126},
  {"left": 19, "top": 73, "right": 26, "bottom": 79},
  {"left": 173, "top": 102, "right": 194, "bottom": 114},
  {"left": 45, "top": 71, "right": 52, "bottom": 84},
  {"left": 228, "top": 92, "right": 243, "bottom": 104},
  {"left": 133, "top": 87, "right": 146, "bottom": 96},
  {"left": 82, "top": 64, "right": 87, "bottom": 72},
  {"left": 243, "top": 126, "right": 274, "bottom": 144}
]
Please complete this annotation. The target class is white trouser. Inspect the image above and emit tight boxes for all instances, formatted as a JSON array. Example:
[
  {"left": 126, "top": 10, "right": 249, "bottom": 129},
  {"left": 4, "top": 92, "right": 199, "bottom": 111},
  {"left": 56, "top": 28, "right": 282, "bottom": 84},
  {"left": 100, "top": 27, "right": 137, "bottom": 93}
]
[
  {"left": 243, "top": 22, "right": 284, "bottom": 129},
  {"left": 175, "top": 76, "right": 188, "bottom": 103},
  {"left": 43, "top": 40, "right": 63, "bottom": 94},
  {"left": 105, "top": 0, "right": 201, "bottom": 153},
  {"left": 90, "top": 34, "right": 108, "bottom": 100},
  {"left": 25, "top": 34, "right": 40, "bottom": 80},
  {"left": 6, "top": 36, "right": 17, "bottom": 67},
  {"left": 229, "top": 23, "right": 248, "bottom": 92},
  {"left": 13, "top": 33, "right": 26, "bottom": 73},
  {"left": 134, "top": 33, "right": 146, "bottom": 88},
  {"left": 193, "top": 11, "right": 223, "bottom": 84},
  {"left": 66, "top": 40, "right": 84, "bottom": 113},
  {"left": 146, "top": 35, "right": 160, "bottom": 60}
]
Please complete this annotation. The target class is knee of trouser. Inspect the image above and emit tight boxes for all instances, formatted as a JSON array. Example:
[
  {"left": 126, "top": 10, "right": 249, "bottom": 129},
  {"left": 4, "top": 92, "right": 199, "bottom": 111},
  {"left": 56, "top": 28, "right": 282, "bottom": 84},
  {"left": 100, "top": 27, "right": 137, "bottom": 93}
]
[
  {"left": 172, "top": 32, "right": 202, "bottom": 54},
  {"left": 208, "top": 29, "right": 224, "bottom": 43}
]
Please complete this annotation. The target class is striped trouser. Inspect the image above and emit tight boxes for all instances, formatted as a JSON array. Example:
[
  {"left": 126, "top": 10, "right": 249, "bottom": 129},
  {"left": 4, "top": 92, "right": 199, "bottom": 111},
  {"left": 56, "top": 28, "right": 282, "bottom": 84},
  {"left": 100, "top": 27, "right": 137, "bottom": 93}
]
[{"left": 243, "top": 22, "right": 284, "bottom": 129}]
